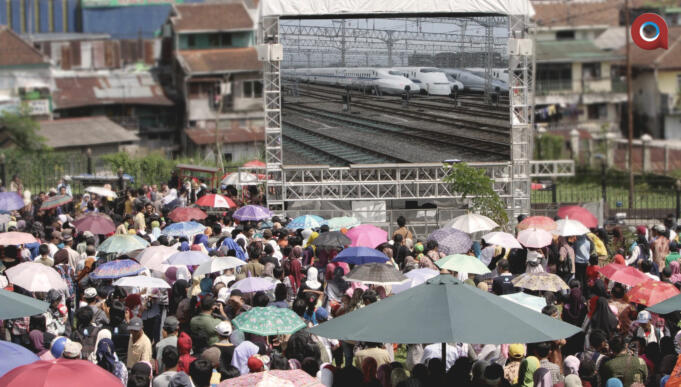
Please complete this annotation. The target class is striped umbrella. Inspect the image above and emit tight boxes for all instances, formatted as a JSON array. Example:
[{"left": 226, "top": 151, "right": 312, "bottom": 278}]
[
  {"left": 196, "top": 194, "right": 236, "bottom": 209},
  {"left": 91, "top": 259, "right": 144, "bottom": 279},
  {"left": 286, "top": 215, "right": 325, "bottom": 230},
  {"left": 0, "top": 192, "right": 25, "bottom": 211},
  {"left": 40, "top": 195, "right": 72, "bottom": 211},
  {"left": 97, "top": 235, "right": 150, "bottom": 254}
]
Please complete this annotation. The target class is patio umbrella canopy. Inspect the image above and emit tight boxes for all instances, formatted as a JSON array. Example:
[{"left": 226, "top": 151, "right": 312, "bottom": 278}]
[
  {"left": 286, "top": 215, "right": 325, "bottom": 230},
  {"left": 5, "top": 262, "right": 67, "bottom": 292},
  {"left": 39, "top": 194, "right": 72, "bottom": 211},
  {"left": 391, "top": 268, "right": 440, "bottom": 294},
  {"left": 232, "top": 306, "right": 306, "bottom": 336},
  {"left": 0, "top": 192, "right": 25, "bottom": 211},
  {"left": 346, "top": 224, "right": 388, "bottom": 248},
  {"left": 0, "top": 358, "right": 123, "bottom": 387},
  {"left": 343, "top": 263, "right": 408, "bottom": 286},
  {"left": 500, "top": 292, "right": 547, "bottom": 313},
  {"left": 0, "top": 232, "right": 37, "bottom": 246},
  {"left": 445, "top": 213, "right": 499, "bottom": 234},
  {"left": 647, "top": 293, "right": 681, "bottom": 314},
  {"left": 169, "top": 207, "right": 208, "bottom": 222},
  {"left": 97, "top": 234, "right": 149, "bottom": 254},
  {"left": 0, "top": 341, "right": 39, "bottom": 378},
  {"left": 557, "top": 206, "right": 598, "bottom": 228},
  {"left": 72, "top": 213, "right": 116, "bottom": 235},
  {"left": 333, "top": 246, "right": 389, "bottom": 265},
  {"left": 309, "top": 275, "right": 581, "bottom": 344},
  {"left": 436, "top": 254, "right": 491, "bottom": 275},
  {"left": 598, "top": 263, "right": 649, "bottom": 287},
  {"left": 312, "top": 231, "right": 351, "bottom": 248},
  {"left": 517, "top": 216, "right": 557, "bottom": 231},
  {"left": 233, "top": 205, "right": 272, "bottom": 221},
  {"left": 628, "top": 280, "right": 680, "bottom": 306},
  {"left": 512, "top": 272, "right": 570, "bottom": 292},
  {"left": 0, "top": 289, "right": 49, "bottom": 320}
]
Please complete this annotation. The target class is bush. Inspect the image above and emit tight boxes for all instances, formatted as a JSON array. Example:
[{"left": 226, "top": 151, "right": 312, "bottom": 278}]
[{"left": 534, "top": 133, "right": 565, "bottom": 160}]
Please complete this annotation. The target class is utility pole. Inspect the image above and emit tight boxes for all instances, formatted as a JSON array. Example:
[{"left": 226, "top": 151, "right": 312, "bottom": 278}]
[
  {"left": 341, "top": 19, "right": 346, "bottom": 67},
  {"left": 625, "top": 0, "right": 634, "bottom": 208},
  {"left": 214, "top": 80, "right": 225, "bottom": 171}
]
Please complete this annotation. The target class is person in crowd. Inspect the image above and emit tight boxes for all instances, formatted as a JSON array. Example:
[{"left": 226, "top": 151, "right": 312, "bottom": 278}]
[{"left": 126, "top": 317, "right": 152, "bottom": 368}]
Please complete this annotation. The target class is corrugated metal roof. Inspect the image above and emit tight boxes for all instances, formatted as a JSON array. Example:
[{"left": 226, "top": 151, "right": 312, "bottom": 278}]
[
  {"left": 0, "top": 27, "right": 48, "bottom": 67},
  {"left": 176, "top": 47, "right": 260, "bottom": 75},
  {"left": 185, "top": 125, "right": 264, "bottom": 145},
  {"left": 21, "top": 32, "right": 112, "bottom": 43},
  {"left": 38, "top": 116, "right": 139, "bottom": 149},
  {"left": 171, "top": 3, "right": 253, "bottom": 32},
  {"left": 536, "top": 39, "right": 624, "bottom": 63}
]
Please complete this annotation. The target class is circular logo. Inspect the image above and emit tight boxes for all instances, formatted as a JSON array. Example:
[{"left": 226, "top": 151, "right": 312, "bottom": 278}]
[{"left": 631, "top": 13, "right": 669, "bottom": 50}]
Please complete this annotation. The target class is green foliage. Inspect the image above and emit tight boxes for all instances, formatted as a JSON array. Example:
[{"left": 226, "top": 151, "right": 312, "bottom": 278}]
[
  {"left": 100, "top": 152, "right": 177, "bottom": 186},
  {"left": 0, "top": 149, "right": 85, "bottom": 192},
  {"left": 0, "top": 111, "right": 46, "bottom": 151},
  {"left": 443, "top": 162, "right": 509, "bottom": 226},
  {"left": 534, "top": 133, "right": 565, "bottom": 160}
]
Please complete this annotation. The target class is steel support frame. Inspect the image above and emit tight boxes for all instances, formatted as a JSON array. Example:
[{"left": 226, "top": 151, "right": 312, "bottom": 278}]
[{"left": 261, "top": 14, "right": 536, "bottom": 220}]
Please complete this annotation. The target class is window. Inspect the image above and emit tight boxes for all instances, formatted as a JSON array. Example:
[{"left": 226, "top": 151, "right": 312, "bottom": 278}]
[
  {"left": 587, "top": 103, "right": 607, "bottom": 120},
  {"left": 221, "top": 33, "right": 232, "bottom": 47},
  {"left": 209, "top": 34, "right": 220, "bottom": 47},
  {"left": 187, "top": 35, "right": 196, "bottom": 48},
  {"left": 223, "top": 153, "right": 233, "bottom": 162},
  {"left": 242, "top": 80, "right": 263, "bottom": 98},
  {"left": 556, "top": 30, "right": 575, "bottom": 40},
  {"left": 582, "top": 63, "right": 601, "bottom": 80}
]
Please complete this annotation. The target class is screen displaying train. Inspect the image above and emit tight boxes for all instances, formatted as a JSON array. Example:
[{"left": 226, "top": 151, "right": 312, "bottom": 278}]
[{"left": 279, "top": 16, "right": 512, "bottom": 166}]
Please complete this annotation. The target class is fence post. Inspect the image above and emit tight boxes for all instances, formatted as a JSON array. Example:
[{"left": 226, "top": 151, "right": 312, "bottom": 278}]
[
  {"left": 86, "top": 148, "right": 93, "bottom": 175},
  {"left": 676, "top": 180, "right": 681, "bottom": 223},
  {"left": 0, "top": 153, "right": 5, "bottom": 189},
  {"left": 551, "top": 179, "right": 557, "bottom": 204}
]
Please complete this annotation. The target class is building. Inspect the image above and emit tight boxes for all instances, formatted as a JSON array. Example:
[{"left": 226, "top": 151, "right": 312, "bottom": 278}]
[
  {"left": 161, "top": 2, "right": 264, "bottom": 162},
  {"left": 36, "top": 116, "right": 139, "bottom": 155},
  {"left": 0, "top": 26, "right": 53, "bottom": 119}
]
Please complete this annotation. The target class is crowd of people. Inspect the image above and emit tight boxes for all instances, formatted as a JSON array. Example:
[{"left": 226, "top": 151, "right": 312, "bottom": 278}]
[{"left": 2, "top": 174, "right": 681, "bottom": 387}]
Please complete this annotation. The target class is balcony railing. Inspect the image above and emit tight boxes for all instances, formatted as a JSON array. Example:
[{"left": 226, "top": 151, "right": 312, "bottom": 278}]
[{"left": 535, "top": 79, "right": 573, "bottom": 96}]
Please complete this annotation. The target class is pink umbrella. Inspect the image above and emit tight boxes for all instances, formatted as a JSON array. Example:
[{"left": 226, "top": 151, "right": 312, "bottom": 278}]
[
  {"left": 345, "top": 224, "right": 388, "bottom": 248},
  {"left": 557, "top": 206, "right": 598, "bottom": 228},
  {"left": 517, "top": 228, "right": 553, "bottom": 248},
  {"left": 0, "top": 232, "right": 37, "bottom": 246}
]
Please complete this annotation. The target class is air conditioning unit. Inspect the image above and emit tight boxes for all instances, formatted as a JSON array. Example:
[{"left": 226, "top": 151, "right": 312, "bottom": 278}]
[{"left": 256, "top": 44, "right": 283, "bottom": 61}]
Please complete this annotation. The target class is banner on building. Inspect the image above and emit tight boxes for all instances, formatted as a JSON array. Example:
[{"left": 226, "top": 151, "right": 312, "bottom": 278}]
[{"left": 81, "top": 0, "right": 183, "bottom": 7}]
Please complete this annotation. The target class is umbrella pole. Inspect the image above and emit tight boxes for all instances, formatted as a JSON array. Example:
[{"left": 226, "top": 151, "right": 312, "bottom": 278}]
[{"left": 442, "top": 342, "right": 447, "bottom": 376}]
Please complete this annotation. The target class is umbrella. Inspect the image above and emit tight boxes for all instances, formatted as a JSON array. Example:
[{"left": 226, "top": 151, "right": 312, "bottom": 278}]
[
  {"left": 512, "top": 272, "right": 569, "bottom": 292},
  {"left": 517, "top": 216, "right": 557, "bottom": 231},
  {"left": 517, "top": 228, "right": 553, "bottom": 248},
  {"left": 445, "top": 213, "right": 499, "bottom": 234},
  {"left": 243, "top": 160, "right": 266, "bottom": 168},
  {"left": 0, "top": 358, "right": 123, "bottom": 387},
  {"left": 232, "top": 306, "right": 306, "bottom": 336},
  {"left": 481, "top": 232, "right": 522, "bottom": 249},
  {"left": 598, "top": 263, "right": 649, "bottom": 287},
  {"left": 84, "top": 186, "right": 118, "bottom": 198},
  {"left": 138, "top": 246, "right": 179, "bottom": 272},
  {"left": 196, "top": 194, "right": 236, "bottom": 209},
  {"left": 333, "top": 246, "right": 389, "bottom": 265},
  {"left": 344, "top": 263, "right": 408, "bottom": 286},
  {"left": 554, "top": 218, "right": 590, "bottom": 237},
  {"left": 0, "top": 192, "right": 25, "bottom": 211},
  {"left": 0, "top": 289, "right": 49, "bottom": 320},
  {"left": 500, "top": 292, "right": 547, "bottom": 313},
  {"left": 162, "top": 221, "right": 206, "bottom": 238},
  {"left": 391, "top": 268, "right": 440, "bottom": 294},
  {"left": 91, "top": 259, "right": 144, "bottom": 279},
  {"left": 627, "top": 280, "right": 680, "bottom": 306},
  {"left": 311, "top": 231, "right": 351, "bottom": 248},
  {"left": 113, "top": 275, "right": 171, "bottom": 289},
  {"left": 193, "top": 256, "right": 246, "bottom": 277},
  {"left": 5, "top": 262, "right": 67, "bottom": 292},
  {"left": 72, "top": 213, "right": 115, "bottom": 235},
  {"left": 326, "top": 216, "right": 360, "bottom": 231},
  {"left": 346, "top": 224, "right": 388, "bottom": 248},
  {"left": 557, "top": 206, "right": 598, "bottom": 228},
  {"left": 168, "top": 207, "right": 207, "bottom": 222},
  {"left": 233, "top": 205, "right": 272, "bottom": 221},
  {"left": 165, "top": 251, "right": 211, "bottom": 266},
  {"left": 219, "top": 370, "right": 324, "bottom": 387},
  {"left": 39, "top": 194, "right": 72, "bottom": 210},
  {"left": 0, "top": 232, "right": 37, "bottom": 245},
  {"left": 429, "top": 229, "right": 473, "bottom": 255},
  {"left": 435, "top": 254, "right": 491, "bottom": 275},
  {"left": 309, "top": 275, "right": 581, "bottom": 345},
  {"left": 647, "top": 293, "right": 681, "bottom": 314},
  {"left": 428, "top": 227, "right": 462, "bottom": 242},
  {"left": 97, "top": 234, "right": 150, "bottom": 254},
  {"left": 286, "top": 215, "right": 325, "bottom": 230},
  {"left": 231, "top": 277, "right": 275, "bottom": 293},
  {"left": 0, "top": 341, "right": 39, "bottom": 378},
  {"left": 221, "top": 172, "right": 258, "bottom": 186}
]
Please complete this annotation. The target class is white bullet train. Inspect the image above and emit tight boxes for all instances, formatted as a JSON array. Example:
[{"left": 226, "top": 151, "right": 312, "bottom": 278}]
[
  {"left": 282, "top": 67, "right": 420, "bottom": 95},
  {"left": 441, "top": 68, "right": 509, "bottom": 93},
  {"left": 467, "top": 67, "right": 509, "bottom": 83},
  {"left": 390, "top": 67, "right": 460, "bottom": 96}
]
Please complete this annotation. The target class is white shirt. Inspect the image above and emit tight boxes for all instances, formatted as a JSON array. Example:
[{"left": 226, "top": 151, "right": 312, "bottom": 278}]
[
  {"left": 421, "top": 343, "right": 469, "bottom": 371},
  {"left": 47, "top": 243, "right": 59, "bottom": 258}
]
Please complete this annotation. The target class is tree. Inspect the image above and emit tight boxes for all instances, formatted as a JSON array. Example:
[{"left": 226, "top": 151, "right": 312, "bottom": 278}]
[
  {"left": 0, "top": 110, "right": 46, "bottom": 151},
  {"left": 443, "top": 162, "right": 509, "bottom": 226}
]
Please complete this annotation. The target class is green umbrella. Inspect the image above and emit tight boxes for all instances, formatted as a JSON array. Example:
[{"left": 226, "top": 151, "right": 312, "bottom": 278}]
[
  {"left": 435, "top": 254, "right": 491, "bottom": 275},
  {"left": 309, "top": 275, "right": 580, "bottom": 345},
  {"left": 0, "top": 289, "right": 49, "bottom": 320},
  {"left": 647, "top": 293, "right": 681, "bottom": 314},
  {"left": 97, "top": 235, "right": 150, "bottom": 254},
  {"left": 327, "top": 216, "right": 360, "bottom": 231},
  {"left": 232, "top": 306, "right": 306, "bottom": 336}
]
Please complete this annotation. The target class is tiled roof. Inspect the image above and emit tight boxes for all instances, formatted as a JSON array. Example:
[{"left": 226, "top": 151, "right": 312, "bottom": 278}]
[
  {"left": 626, "top": 26, "right": 681, "bottom": 70},
  {"left": 171, "top": 3, "right": 253, "bottom": 32},
  {"left": 185, "top": 125, "right": 264, "bottom": 145},
  {"left": 176, "top": 47, "right": 260, "bottom": 74},
  {"left": 0, "top": 26, "right": 48, "bottom": 67},
  {"left": 38, "top": 116, "right": 139, "bottom": 149}
]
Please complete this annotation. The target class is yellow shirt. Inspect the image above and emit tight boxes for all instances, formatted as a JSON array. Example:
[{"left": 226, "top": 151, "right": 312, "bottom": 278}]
[{"left": 127, "top": 333, "right": 152, "bottom": 368}]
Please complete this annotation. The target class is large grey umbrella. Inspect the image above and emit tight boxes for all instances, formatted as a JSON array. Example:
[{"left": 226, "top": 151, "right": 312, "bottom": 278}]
[
  {"left": 0, "top": 289, "right": 49, "bottom": 320},
  {"left": 343, "top": 263, "right": 408, "bottom": 286},
  {"left": 310, "top": 275, "right": 580, "bottom": 366},
  {"left": 312, "top": 231, "right": 351, "bottom": 248},
  {"left": 428, "top": 228, "right": 473, "bottom": 255}
]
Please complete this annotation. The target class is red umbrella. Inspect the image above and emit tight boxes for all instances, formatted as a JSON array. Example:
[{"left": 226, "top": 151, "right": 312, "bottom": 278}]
[
  {"left": 627, "top": 280, "right": 681, "bottom": 306},
  {"left": 243, "top": 160, "right": 266, "bottom": 168},
  {"left": 169, "top": 207, "right": 207, "bottom": 222},
  {"left": 0, "top": 358, "right": 122, "bottom": 387},
  {"left": 72, "top": 213, "right": 116, "bottom": 235},
  {"left": 598, "top": 263, "right": 649, "bottom": 287},
  {"left": 557, "top": 206, "right": 598, "bottom": 228},
  {"left": 517, "top": 216, "right": 557, "bottom": 231},
  {"left": 196, "top": 194, "right": 236, "bottom": 209}
]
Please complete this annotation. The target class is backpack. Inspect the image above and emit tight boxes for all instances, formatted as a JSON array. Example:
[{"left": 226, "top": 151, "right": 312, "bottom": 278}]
[{"left": 72, "top": 326, "right": 100, "bottom": 359}]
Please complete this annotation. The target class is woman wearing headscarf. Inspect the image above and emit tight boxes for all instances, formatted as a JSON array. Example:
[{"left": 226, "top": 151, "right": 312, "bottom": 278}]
[
  {"left": 585, "top": 297, "right": 618, "bottom": 347},
  {"left": 587, "top": 279, "right": 608, "bottom": 318},
  {"left": 326, "top": 266, "right": 349, "bottom": 305},
  {"left": 231, "top": 341, "right": 260, "bottom": 375},
  {"left": 515, "top": 356, "right": 540, "bottom": 387},
  {"left": 670, "top": 261, "right": 681, "bottom": 283},
  {"left": 533, "top": 368, "right": 552, "bottom": 387},
  {"left": 562, "top": 288, "right": 587, "bottom": 326},
  {"left": 177, "top": 332, "right": 196, "bottom": 373},
  {"left": 29, "top": 330, "right": 50, "bottom": 356},
  {"left": 564, "top": 374, "right": 583, "bottom": 387},
  {"left": 169, "top": 279, "right": 189, "bottom": 316},
  {"left": 95, "top": 338, "right": 127, "bottom": 385}
]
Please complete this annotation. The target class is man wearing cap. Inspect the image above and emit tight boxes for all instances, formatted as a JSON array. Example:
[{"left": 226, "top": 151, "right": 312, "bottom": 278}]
[
  {"left": 212, "top": 321, "right": 235, "bottom": 367},
  {"left": 62, "top": 340, "right": 83, "bottom": 360},
  {"left": 156, "top": 316, "right": 179, "bottom": 372},
  {"left": 503, "top": 344, "right": 525, "bottom": 384},
  {"left": 84, "top": 287, "right": 108, "bottom": 327},
  {"left": 635, "top": 311, "right": 666, "bottom": 344},
  {"left": 60, "top": 231, "right": 81, "bottom": 271},
  {"left": 127, "top": 317, "right": 152, "bottom": 368}
]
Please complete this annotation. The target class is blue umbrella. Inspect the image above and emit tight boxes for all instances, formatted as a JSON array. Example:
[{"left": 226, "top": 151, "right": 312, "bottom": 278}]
[
  {"left": 0, "top": 340, "right": 39, "bottom": 377},
  {"left": 91, "top": 259, "right": 144, "bottom": 279},
  {"left": 164, "top": 251, "right": 211, "bottom": 266},
  {"left": 286, "top": 215, "right": 325, "bottom": 230},
  {"left": 162, "top": 221, "right": 206, "bottom": 239},
  {"left": 333, "top": 246, "right": 390, "bottom": 265},
  {"left": 0, "top": 192, "right": 24, "bottom": 211}
]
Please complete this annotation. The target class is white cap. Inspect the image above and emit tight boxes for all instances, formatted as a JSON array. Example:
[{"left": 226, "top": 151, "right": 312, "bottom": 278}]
[
  {"left": 217, "top": 287, "right": 230, "bottom": 304},
  {"left": 84, "top": 287, "right": 97, "bottom": 299},
  {"left": 215, "top": 321, "right": 233, "bottom": 336},
  {"left": 636, "top": 310, "right": 651, "bottom": 324}
]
